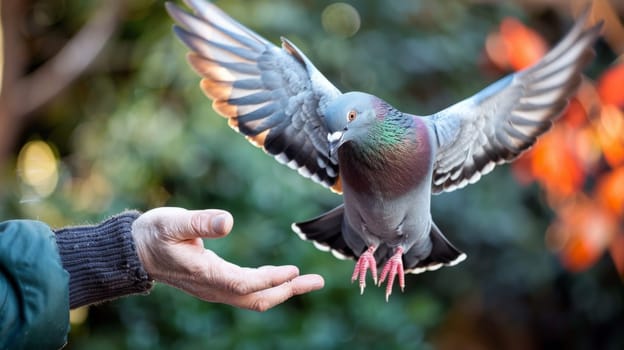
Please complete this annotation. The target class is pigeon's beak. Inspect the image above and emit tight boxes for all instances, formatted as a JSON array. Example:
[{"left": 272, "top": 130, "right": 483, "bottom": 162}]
[{"left": 328, "top": 130, "right": 345, "bottom": 157}]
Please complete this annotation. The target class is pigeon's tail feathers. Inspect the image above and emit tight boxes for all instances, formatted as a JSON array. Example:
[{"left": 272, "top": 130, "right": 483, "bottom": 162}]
[
  {"left": 405, "top": 221, "right": 466, "bottom": 274},
  {"left": 291, "top": 205, "right": 355, "bottom": 260}
]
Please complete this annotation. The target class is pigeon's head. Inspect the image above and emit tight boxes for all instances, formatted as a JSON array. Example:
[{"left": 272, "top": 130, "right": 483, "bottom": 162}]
[{"left": 325, "top": 91, "right": 382, "bottom": 156}]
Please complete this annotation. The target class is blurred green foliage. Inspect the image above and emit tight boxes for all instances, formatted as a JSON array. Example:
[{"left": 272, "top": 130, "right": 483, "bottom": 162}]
[{"left": 2, "top": 0, "right": 622, "bottom": 349}]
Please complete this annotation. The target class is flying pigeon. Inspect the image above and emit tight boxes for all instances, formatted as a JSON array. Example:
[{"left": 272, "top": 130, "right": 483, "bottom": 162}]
[{"left": 166, "top": 0, "right": 602, "bottom": 300}]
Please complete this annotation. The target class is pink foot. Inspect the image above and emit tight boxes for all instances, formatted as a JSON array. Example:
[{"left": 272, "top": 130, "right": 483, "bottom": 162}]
[
  {"left": 351, "top": 245, "right": 378, "bottom": 294},
  {"left": 379, "top": 247, "right": 405, "bottom": 302}
]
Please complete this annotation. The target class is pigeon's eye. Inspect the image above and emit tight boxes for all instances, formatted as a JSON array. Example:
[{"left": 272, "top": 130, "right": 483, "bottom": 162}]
[{"left": 347, "top": 110, "right": 357, "bottom": 122}]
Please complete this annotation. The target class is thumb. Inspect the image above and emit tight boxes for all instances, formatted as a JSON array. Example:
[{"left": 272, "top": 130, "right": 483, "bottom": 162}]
[{"left": 147, "top": 208, "right": 234, "bottom": 241}]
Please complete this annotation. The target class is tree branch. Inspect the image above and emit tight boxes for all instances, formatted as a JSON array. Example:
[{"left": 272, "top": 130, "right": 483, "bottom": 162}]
[
  {"left": 12, "top": 0, "right": 123, "bottom": 118},
  {"left": 0, "top": 0, "right": 123, "bottom": 168}
]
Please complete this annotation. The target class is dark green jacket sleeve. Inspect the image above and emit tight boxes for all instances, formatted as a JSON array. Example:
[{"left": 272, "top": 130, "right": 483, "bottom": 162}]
[
  {"left": 0, "top": 211, "right": 153, "bottom": 350},
  {"left": 0, "top": 220, "right": 70, "bottom": 350}
]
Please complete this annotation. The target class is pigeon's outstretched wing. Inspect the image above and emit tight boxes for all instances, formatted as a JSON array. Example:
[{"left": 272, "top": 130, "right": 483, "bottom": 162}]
[
  {"left": 428, "top": 11, "right": 602, "bottom": 193},
  {"left": 166, "top": 0, "right": 342, "bottom": 193}
]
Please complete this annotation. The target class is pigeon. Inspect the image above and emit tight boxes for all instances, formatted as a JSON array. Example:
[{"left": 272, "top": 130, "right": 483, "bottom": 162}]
[{"left": 166, "top": 0, "right": 602, "bottom": 300}]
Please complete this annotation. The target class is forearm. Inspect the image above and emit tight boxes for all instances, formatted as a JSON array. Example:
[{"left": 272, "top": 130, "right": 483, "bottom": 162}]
[{"left": 54, "top": 211, "right": 153, "bottom": 309}]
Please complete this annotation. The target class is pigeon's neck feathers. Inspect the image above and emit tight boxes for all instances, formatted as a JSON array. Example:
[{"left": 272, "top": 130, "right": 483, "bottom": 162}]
[
  {"left": 363, "top": 100, "right": 411, "bottom": 150},
  {"left": 339, "top": 109, "right": 432, "bottom": 196}
]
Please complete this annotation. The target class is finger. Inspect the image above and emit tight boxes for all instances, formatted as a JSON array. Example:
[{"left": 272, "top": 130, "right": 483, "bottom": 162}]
[
  {"left": 216, "top": 264, "right": 301, "bottom": 295},
  {"left": 155, "top": 208, "right": 234, "bottom": 241},
  {"left": 192, "top": 210, "right": 234, "bottom": 239},
  {"left": 235, "top": 274, "right": 325, "bottom": 312}
]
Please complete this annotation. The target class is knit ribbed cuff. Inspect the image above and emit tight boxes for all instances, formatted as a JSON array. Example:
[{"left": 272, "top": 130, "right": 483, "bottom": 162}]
[{"left": 54, "top": 211, "right": 153, "bottom": 309}]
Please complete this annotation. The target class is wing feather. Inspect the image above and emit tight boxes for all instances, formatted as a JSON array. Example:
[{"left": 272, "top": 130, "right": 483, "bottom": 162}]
[
  {"left": 429, "top": 11, "right": 602, "bottom": 193},
  {"left": 167, "top": 0, "right": 342, "bottom": 193}
]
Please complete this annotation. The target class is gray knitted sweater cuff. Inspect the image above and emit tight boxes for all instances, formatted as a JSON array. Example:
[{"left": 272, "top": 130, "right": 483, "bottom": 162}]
[{"left": 54, "top": 211, "right": 153, "bottom": 309}]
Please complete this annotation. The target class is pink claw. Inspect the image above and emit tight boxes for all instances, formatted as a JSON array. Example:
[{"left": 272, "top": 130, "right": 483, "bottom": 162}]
[
  {"left": 379, "top": 247, "right": 405, "bottom": 302},
  {"left": 351, "top": 245, "right": 378, "bottom": 294}
]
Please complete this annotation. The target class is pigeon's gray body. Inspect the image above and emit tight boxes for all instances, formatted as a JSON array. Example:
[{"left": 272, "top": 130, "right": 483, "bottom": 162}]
[
  {"left": 339, "top": 135, "right": 444, "bottom": 272},
  {"left": 167, "top": 0, "right": 602, "bottom": 294},
  {"left": 340, "top": 116, "right": 436, "bottom": 268},
  {"left": 316, "top": 95, "right": 464, "bottom": 272}
]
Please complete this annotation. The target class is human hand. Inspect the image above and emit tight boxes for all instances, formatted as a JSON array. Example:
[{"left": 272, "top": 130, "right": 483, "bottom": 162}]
[{"left": 131, "top": 207, "right": 324, "bottom": 311}]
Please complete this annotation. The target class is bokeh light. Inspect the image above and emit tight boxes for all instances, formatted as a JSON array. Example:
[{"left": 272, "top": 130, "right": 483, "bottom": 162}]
[
  {"left": 321, "top": 3, "right": 361, "bottom": 38},
  {"left": 70, "top": 307, "right": 89, "bottom": 326},
  {"left": 17, "top": 140, "right": 59, "bottom": 198}
]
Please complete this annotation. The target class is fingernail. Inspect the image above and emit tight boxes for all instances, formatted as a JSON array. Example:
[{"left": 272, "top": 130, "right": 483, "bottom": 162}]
[
  {"left": 285, "top": 265, "right": 300, "bottom": 276},
  {"left": 210, "top": 213, "right": 230, "bottom": 234},
  {"left": 315, "top": 275, "right": 325, "bottom": 288},
  {"left": 306, "top": 274, "right": 325, "bottom": 289}
]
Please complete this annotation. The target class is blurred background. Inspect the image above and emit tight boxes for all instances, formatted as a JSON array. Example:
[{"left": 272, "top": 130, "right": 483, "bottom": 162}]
[{"left": 1, "top": 0, "right": 623, "bottom": 349}]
